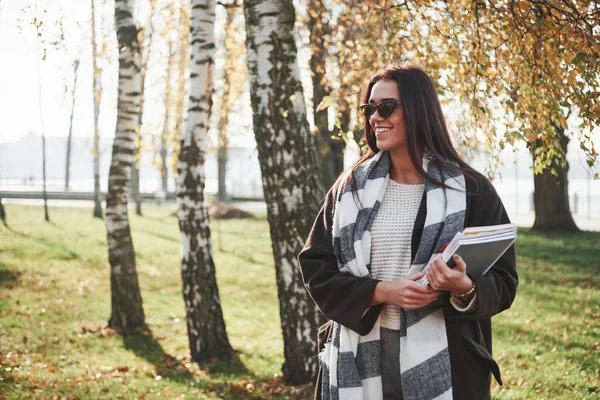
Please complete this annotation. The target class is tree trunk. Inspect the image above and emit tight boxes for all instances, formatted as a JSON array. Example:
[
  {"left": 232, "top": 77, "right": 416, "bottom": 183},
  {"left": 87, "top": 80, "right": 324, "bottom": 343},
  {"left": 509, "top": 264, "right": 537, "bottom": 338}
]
[
  {"left": 531, "top": 124, "right": 579, "bottom": 233},
  {"left": 34, "top": 4, "right": 50, "bottom": 223},
  {"left": 91, "top": 0, "right": 103, "bottom": 219},
  {"left": 176, "top": 0, "right": 234, "bottom": 364},
  {"left": 65, "top": 59, "right": 79, "bottom": 192},
  {"left": 170, "top": 3, "right": 190, "bottom": 171},
  {"left": 0, "top": 194, "right": 6, "bottom": 227},
  {"left": 41, "top": 132, "right": 49, "bottom": 222},
  {"left": 131, "top": 156, "right": 142, "bottom": 215},
  {"left": 131, "top": 81, "right": 142, "bottom": 216},
  {"left": 35, "top": 32, "right": 50, "bottom": 222},
  {"left": 106, "top": 0, "right": 145, "bottom": 331},
  {"left": 216, "top": 6, "right": 235, "bottom": 203},
  {"left": 131, "top": 0, "right": 159, "bottom": 216},
  {"left": 160, "top": 43, "right": 175, "bottom": 194},
  {"left": 243, "top": 0, "right": 325, "bottom": 384}
]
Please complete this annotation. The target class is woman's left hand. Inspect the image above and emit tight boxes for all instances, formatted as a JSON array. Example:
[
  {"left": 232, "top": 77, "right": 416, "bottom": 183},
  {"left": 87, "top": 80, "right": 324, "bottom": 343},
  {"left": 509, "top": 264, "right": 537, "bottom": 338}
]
[{"left": 426, "top": 254, "right": 473, "bottom": 294}]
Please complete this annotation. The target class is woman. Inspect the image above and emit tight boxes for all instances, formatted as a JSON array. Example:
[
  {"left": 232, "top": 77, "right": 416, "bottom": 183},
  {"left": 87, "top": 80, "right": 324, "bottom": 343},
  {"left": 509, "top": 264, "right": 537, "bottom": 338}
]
[{"left": 298, "top": 64, "right": 518, "bottom": 400}]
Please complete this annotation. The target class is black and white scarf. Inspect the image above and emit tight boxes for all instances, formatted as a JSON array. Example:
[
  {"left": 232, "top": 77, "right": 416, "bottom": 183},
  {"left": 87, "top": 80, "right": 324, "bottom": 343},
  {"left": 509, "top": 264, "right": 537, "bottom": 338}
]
[{"left": 322, "top": 150, "right": 466, "bottom": 400}]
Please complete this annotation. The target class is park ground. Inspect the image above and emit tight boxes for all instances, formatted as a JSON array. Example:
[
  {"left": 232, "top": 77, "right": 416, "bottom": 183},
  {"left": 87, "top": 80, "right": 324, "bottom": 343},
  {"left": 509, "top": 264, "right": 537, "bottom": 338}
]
[{"left": 0, "top": 205, "right": 598, "bottom": 399}]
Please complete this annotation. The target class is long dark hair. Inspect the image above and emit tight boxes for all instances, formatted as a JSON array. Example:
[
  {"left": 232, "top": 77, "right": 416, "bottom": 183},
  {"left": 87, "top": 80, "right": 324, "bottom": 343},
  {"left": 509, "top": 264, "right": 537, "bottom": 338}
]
[{"left": 332, "top": 63, "right": 474, "bottom": 201}]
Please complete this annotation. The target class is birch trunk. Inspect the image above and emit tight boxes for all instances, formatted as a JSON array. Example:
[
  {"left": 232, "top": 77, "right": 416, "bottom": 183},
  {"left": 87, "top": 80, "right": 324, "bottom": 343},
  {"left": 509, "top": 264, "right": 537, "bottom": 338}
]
[
  {"left": 91, "top": 0, "right": 103, "bottom": 219},
  {"left": 176, "top": 0, "right": 233, "bottom": 363},
  {"left": 243, "top": 0, "right": 325, "bottom": 384},
  {"left": 106, "top": 0, "right": 145, "bottom": 331},
  {"left": 65, "top": 60, "right": 79, "bottom": 191}
]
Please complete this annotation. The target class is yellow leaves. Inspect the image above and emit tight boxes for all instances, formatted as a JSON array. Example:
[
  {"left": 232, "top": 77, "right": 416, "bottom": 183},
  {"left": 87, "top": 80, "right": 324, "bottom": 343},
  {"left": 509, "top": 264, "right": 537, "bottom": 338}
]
[
  {"left": 316, "top": 95, "right": 334, "bottom": 112},
  {"left": 555, "top": 114, "right": 568, "bottom": 130}
]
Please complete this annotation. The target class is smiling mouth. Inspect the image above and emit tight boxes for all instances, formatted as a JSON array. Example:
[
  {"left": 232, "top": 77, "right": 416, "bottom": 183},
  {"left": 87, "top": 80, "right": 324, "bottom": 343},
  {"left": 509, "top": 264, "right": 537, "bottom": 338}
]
[{"left": 375, "top": 127, "right": 393, "bottom": 135}]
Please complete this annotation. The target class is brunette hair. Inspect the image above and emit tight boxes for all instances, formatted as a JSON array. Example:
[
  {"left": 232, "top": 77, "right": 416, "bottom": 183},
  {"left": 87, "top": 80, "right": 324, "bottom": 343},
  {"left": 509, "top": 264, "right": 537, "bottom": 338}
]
[{"left": 331, "top": 63, "right": 474, "bottom": 201}]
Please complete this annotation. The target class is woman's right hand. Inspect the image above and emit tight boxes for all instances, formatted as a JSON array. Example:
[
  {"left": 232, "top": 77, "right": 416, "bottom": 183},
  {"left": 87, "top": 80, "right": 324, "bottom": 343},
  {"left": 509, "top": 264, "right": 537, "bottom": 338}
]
[{"left": 370, "top": 272, "right": 440, "bottom": 310}]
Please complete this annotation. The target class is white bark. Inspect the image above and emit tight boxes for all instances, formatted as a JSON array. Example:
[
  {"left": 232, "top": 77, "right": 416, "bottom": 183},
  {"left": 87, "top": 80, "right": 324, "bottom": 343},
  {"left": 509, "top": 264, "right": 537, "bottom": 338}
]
[
  {"left": 106, "top": 0, "right": 145, "bottom": 330},
  {"left": 176, "top": 0, "right": 233, "bottom": 363},
  {"left": 65, "top": 60, "right": 79, "bottom": 191},
  {"left": 243, "top": 0, "right": 325, "bottom": 384}
]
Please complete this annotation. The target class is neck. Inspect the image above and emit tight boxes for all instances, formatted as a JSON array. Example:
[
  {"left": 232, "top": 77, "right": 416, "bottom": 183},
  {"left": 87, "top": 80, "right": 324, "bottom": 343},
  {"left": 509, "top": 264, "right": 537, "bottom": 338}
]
[{"left": 388, "top": 147, "right": 423, "bottom": 184}]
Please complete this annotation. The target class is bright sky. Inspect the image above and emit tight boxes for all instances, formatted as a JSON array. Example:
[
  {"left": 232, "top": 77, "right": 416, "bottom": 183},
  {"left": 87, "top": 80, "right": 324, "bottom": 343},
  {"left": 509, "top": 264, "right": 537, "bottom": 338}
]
[
  {"left": 0, "top": 0, "right": 111, "bottom": 144},
  {"left": 0, "top": 0, "right": 263, "bottom": 148}
]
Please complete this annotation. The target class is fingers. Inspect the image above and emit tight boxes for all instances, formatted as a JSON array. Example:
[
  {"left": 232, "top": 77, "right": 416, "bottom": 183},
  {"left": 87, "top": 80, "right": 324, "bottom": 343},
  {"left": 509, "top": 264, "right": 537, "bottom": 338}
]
[
  {"left": 406, "top": 272, "right": 425, "bottom": 281},
  {"left": 452, "top": 254, "right": 467, "bottom": 273},
  {"left": 401, "top": 292, "right": 439, "bottom": 309},
  {"left": 388, "top": 280, "right": 439, "bottom": 309}
]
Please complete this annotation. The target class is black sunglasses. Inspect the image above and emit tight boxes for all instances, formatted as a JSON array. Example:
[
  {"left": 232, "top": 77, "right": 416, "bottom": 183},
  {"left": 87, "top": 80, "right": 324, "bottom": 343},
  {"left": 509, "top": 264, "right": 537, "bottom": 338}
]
[{"left": 359, "top": 100, "right": 403, "bottom": 119}]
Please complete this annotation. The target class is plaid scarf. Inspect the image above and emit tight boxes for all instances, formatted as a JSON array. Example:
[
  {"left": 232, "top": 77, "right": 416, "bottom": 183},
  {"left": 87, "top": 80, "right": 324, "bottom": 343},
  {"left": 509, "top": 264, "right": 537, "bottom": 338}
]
[{"left": 322, "top": 150, "right": 466, "bottom": 400}]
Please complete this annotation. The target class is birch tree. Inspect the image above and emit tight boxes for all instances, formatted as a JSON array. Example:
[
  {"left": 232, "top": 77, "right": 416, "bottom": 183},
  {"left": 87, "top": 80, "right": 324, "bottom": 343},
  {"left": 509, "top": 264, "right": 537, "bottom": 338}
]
[
  {"left": 65, "top": 59, "right": 79, "bottom": 191},
  {"left": 215, "top": 2, "right": 246, "bottom": 203},
  {"left": 159, "top": 42, "right": 175, "bottom": 194},
  {"left": 169, "top": 3, "right": 190, "bottom": 176},
  {"left": 131, "top": 0, "right": 160, "bottom": 216},
  {"left": 243, "top": 0, "right": 324, "bottom": 384},
  {"left": 216, "top": 4, "right": 235, "bottom": 203},
  {"left": 91, "top": 0, "right": 103, "bottom": 219},
  {"left": 106, "top": 0, "right": 145, "bottom": 331},
  {"left": 32, "top": 4, "right": 50, "bottom": 223},
  {"left": 176, "top": 0, "right": 234, "bottom": 363}
]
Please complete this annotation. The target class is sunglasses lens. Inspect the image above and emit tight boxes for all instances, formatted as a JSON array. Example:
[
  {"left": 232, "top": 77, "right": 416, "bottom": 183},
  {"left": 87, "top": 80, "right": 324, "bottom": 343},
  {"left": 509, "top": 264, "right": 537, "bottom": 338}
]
[
  {"left": 379, "top": 103, "right": 395, "bottom": 118},
  {"left": 360, "top": 105, "right": 375, "bottom": 118}
]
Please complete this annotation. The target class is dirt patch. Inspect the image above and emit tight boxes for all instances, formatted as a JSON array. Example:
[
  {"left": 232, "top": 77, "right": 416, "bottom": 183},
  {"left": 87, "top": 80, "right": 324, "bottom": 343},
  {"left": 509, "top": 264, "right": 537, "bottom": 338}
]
[{"left": 208, "top": 203, "right": 256, "bottom": 220}]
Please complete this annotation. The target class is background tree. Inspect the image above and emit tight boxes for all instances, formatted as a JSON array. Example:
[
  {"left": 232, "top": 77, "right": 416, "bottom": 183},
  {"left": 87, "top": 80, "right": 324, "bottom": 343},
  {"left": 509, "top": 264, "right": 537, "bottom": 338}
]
[
  {"left": 215, "top": 2, "right": 238, "bottom": 203},
  {"left": 168, "top": 2, "right": 191, "bottom": 178},
  {"left": 131, "top": 0, "right": 162, "bottom": 216},
  {"left": 176, "top": 0, "right": 234, "bottom": 363},
  {"left": 243, "top": 0, "right": 325, "bottom": 384},
  {"left": 321, "top": 0, "right": 599, "bottom": 232},
  {"left": 159, "top": 41, "right": 175, "bottom": 194},
  {"left": 91, "top": 0, "right": 103, "bottom": 219},
  {"left": 154, "top": 3, "right": 182, "bottom": 197},
  {"left": 304, "top": 0, "right": 345, "bottom": 190},
  {"left": 106, "top": 0, "right": 145, "bottom": 331},
  {"left": 33, "top": 3, "right": 50, "bottom": 222},
  {"left": 0, "top": 195, "right": 6, "bottom": 228},
  {"left": 408, "top": 0, "right": 600, "bottom": 232},
  {"left": 64, "top": 59, "right": 79, "bottom": 192}
]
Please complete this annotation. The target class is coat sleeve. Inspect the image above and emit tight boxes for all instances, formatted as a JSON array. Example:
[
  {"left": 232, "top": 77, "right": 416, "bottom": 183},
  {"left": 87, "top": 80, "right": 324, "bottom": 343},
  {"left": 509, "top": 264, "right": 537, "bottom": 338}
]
[
  {"left": 443, "top": 173, "right": 519, "bottom": 320},
  {"left": 298, "top": 189, "right": 383, "bottom": 335}
]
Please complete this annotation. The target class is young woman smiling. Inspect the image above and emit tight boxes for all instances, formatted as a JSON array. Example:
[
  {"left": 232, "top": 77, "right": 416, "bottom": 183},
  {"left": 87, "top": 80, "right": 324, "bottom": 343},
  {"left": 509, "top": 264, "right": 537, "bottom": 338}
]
[{"left": 299, "top": 64, "right": 518, "bottom": 400}]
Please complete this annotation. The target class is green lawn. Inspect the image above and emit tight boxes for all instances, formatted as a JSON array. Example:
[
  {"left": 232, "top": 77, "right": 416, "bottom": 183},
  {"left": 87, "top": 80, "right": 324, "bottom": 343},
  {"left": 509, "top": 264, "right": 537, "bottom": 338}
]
[{"left": 0, "top": 204, "right": 598, "bottom": 399}]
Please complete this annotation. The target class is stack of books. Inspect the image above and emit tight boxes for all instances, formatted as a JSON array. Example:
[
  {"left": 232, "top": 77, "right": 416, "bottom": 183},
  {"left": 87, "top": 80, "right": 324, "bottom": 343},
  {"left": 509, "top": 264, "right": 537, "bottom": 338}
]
[{"left": 418, "top": 223, "right": 517, "bottom": 285}]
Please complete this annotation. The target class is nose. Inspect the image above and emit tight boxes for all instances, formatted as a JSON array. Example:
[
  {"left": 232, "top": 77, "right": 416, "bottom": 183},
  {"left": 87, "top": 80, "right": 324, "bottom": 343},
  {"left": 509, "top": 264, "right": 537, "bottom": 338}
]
[{"left": 370, "top": 110, "right": 384, "bottom": 122}]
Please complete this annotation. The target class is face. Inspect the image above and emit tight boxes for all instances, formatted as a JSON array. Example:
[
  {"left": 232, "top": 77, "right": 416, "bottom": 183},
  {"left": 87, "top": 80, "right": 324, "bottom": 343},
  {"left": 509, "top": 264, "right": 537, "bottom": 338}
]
[{"left": 367, "top": 79, "right": 406, "bottom": 152}]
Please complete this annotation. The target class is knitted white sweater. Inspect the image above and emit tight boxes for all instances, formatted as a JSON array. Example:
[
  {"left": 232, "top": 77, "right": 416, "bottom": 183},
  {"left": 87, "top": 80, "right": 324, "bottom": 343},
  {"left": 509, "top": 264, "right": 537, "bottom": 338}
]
[{"left": 370, "top": 179, "right": 425, "bottom": 329}]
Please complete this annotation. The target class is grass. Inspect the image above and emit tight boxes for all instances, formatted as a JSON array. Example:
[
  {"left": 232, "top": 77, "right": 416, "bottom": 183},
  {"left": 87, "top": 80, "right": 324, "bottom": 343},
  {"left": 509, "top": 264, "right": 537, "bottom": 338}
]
[{"left": 0, "top": 204, "right": 599, "bottom": 399}]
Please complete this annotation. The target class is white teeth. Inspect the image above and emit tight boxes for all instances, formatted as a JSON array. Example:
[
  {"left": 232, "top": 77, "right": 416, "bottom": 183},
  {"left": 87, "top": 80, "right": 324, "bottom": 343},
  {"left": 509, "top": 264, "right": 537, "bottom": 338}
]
[{"left": 375, "top": 127, "right": 392, "bottom": 133}]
